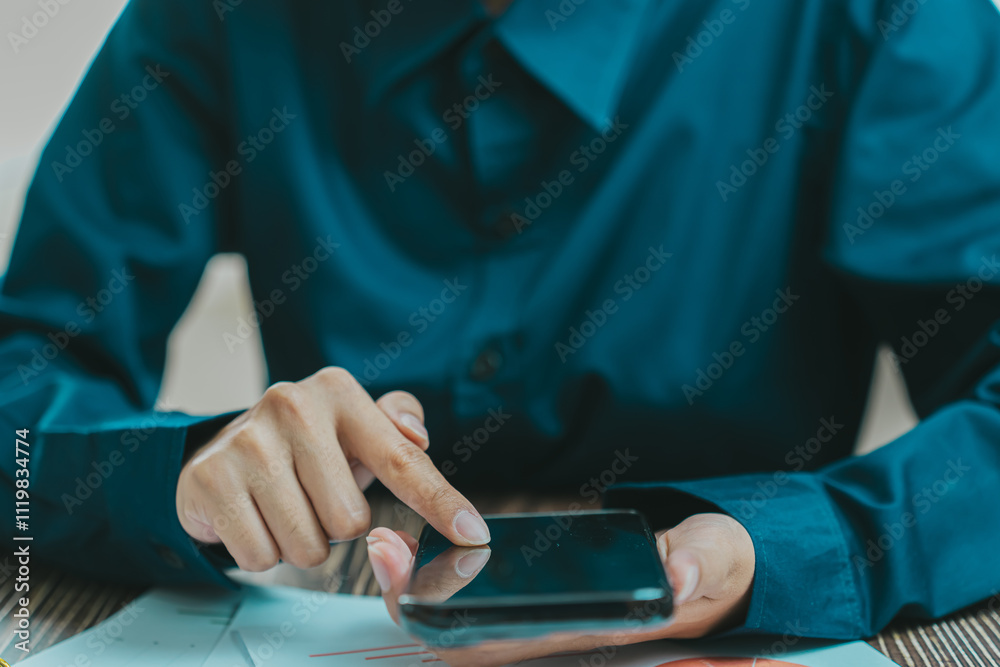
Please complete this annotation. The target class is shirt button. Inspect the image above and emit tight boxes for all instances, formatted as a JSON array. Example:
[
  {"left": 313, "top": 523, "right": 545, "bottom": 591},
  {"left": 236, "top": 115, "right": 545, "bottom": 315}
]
[{"left": 469, "top": 346, "right": 504, "bottom": 382}]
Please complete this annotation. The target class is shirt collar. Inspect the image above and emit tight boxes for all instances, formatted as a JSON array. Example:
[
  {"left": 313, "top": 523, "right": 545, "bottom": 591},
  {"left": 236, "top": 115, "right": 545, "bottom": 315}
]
[
  {"left": 352, "top": 0, "right": 488, "bottom": 107},
  {"left": 352, "top": 0, "right": 651, "bottom": 130},
  {"left": 493, "top": 0, "right": 653, "bottom": 130}
]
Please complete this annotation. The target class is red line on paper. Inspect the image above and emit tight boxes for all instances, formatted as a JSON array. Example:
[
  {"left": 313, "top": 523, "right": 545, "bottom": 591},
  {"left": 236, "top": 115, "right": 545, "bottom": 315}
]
[
  {"left": 310, "top": 644, "right": 421, "bottom": 657},
  {"left": 365, "top": 651, "right": 432, "bottom": 660}
]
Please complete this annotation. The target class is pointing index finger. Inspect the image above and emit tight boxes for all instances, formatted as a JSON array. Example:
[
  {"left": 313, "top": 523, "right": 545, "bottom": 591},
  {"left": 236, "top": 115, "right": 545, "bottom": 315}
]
[{"left": 333, "top": 379, "right": 490, "bottom": 546}]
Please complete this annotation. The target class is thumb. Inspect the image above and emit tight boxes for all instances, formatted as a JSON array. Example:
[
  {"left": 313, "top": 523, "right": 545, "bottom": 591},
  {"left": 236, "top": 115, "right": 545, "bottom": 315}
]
[
  {"left": 367, "top": 527, "right": 415, "bottom": 624},
  {"left": 657, "top": 518, "right": 737, "bottom": 605}
]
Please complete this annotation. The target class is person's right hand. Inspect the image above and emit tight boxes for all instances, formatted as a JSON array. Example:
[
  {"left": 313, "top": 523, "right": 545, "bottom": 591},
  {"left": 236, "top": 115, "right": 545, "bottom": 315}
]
[{"left": 175, "top": 366, "right": 490, "bottom": 571}]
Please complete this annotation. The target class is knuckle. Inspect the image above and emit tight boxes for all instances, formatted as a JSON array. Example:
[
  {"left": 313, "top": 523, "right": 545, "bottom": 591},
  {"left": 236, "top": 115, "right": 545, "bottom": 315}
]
[
  {"left": 189, "top": 459, "right": 225, "bottom": 495},
  {"left": 303, "top": 547, "right": 332, "bottom": 569},
  {"left": 298, "top": 439, "right": 335, "bottom": 468},
  {"left": 383, "top": 441, "right": 427, "bottom": 476},
  {"left": 316, "top": 366, "right": 359, "bottom": 392},
  {"left": 264, "top": 380, "right": 296, "bottom": 402},
  {"left": 232, "top": 428, "right": 271, "bottom": 463},
  {"left": 424, "top": 480, "right": 456, "bottom": 510},
  {"left": 245, "top": 468, "right": 273, "bottom": 496},
  {"left": 236, "top": 544, "right": 279, "bottom": 572},
  {"left": 262, "top": 381, "right": 307, "bottom": 418},
  {"left": 277, "top": 517, "right": 329, "bottom": 568},
  {"left": 285, "top": 541, "right": 331, "bottom": 570},
  {"left": 330, "top": 508, "right": 372, "bottom": 542}
]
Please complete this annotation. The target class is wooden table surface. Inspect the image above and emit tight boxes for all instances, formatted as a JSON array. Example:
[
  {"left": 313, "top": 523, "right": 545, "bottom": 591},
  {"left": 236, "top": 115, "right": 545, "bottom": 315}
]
[{"left": 2, "top": 494, "right": 999, "bottom": 666}]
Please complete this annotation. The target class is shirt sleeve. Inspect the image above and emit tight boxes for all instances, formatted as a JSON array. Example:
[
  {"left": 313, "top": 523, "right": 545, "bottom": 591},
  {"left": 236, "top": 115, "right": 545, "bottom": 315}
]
[
  {"left": 606, "top": 0, "right": 1000, "bottom": 639},
  {"left": 0, "top": 0, "right": 240, "bottom": 587}
]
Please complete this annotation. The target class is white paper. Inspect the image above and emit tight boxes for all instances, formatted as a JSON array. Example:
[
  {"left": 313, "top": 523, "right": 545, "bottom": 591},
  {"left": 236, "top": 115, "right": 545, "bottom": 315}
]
[
  {"left": 18, "top": 583, "right": 901, "bottom": 667},
  {"left": 202, "top": 586, "right": 411, "bottom": 667},
  {"left": 208, "top": 586, "right": 900, "bottom": 667},
  {"left": 18, "top": 587, "right": 240, "bottom": 666}
]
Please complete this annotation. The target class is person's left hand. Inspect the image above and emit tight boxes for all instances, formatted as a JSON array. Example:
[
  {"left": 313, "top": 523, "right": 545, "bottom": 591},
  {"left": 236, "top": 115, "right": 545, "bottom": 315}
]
[{"left": 366, "top": 513, "right": 756, "bottom": 667}]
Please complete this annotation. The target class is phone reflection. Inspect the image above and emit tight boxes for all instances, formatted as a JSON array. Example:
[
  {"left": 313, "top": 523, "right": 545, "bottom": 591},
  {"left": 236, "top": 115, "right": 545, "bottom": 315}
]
[{"left": 409, "top": 546, "right": 492, "bottom": 602}]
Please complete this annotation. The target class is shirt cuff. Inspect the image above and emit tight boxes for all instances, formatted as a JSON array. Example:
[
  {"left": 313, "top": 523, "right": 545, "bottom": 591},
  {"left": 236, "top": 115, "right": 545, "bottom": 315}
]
[
  {"left": 603, "top": 474, "right": 863, "bottom": 639},
  {"left": 96, "top": 411, "right": 241, "bottom": 588}
]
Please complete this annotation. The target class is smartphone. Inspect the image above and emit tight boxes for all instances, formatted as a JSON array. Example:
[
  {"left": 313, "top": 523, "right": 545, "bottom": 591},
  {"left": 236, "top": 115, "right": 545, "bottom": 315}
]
[{"left": 397, "top": 509, "right": 673, "bottom": 648}]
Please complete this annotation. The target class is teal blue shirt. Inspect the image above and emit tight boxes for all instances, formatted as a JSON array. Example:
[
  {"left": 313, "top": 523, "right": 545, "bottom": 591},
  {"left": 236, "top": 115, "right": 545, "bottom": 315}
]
[{"left": 3, "top": 0, "right": 1000, "bottom": 640}]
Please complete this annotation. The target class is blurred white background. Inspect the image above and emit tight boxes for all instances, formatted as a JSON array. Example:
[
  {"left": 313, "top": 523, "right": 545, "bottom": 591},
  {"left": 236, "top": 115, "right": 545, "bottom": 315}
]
[{"left": 0, "top": 0, "right": 922, "bottom": 452}]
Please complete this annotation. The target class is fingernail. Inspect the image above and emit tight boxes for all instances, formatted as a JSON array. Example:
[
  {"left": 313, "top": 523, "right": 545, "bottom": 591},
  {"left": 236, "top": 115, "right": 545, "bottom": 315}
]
[
  {"left": 366, "top": 535, "right": 382, "bottom": 545},
  {"left": 193, "top": 519, "right": 218, "bottom": 542},
  {"left": 656, "top": 533, "right": 669, "bottom": 563},
  {"left": 369, "top": 544, "right": 391, "bottom": 592},
  {"left": 454, "top": 511, "right": 491, "bottom": 545},
  {"left": 455, "top": 548, "right": 490, "bottom": 577},
  {"left": 676, "top": 563, "right": 700, "bottom": 605},
  {"left": 400, "top": 413, "right": 428, "bottom": 440}
]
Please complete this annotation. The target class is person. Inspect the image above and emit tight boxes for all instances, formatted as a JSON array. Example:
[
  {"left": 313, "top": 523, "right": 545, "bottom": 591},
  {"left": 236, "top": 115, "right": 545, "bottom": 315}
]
[{"left": 1, "top": 0, "right": 999, "bottom": 662}]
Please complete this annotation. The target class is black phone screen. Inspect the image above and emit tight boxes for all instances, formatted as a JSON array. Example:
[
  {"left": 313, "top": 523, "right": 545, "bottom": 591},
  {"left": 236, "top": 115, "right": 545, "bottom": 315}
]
[{"left": 407, "top": 510, "right": 670, "bottom": 604}]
